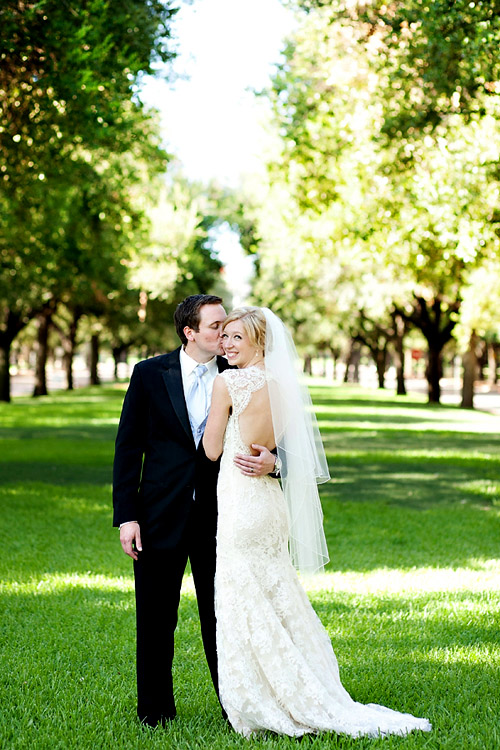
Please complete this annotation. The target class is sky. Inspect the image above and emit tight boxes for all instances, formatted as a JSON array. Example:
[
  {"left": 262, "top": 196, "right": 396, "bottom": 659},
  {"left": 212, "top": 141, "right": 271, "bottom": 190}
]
[
  {"left": 140, "top": 0, "right": 294, "bottom": 185},
  {"left": 139, "top": 0, "right": 295, "bottom": 304}
]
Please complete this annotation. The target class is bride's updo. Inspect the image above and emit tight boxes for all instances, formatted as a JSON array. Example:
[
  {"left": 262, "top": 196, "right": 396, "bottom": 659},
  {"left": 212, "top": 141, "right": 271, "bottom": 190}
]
[{"left": 223, "top": 306, "right": 266, "bottom": 352}]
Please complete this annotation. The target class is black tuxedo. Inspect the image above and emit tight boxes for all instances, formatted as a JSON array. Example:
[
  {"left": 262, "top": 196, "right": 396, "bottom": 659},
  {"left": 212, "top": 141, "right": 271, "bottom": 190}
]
[{"left": 113, "top": 347, "right": 231, "bottom": 724}]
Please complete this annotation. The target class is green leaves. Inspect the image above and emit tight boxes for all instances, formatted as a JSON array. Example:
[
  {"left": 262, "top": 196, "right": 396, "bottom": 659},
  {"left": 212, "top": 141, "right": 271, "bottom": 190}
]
[
  {"left": 0, "top": 0, "right": 180, "bottom": 399},
  {"left": 246, "top": 0, "right": 500, "bottom": 401},
  {"left": 362, "top": 0, "right": 500, "bottom": 135}
]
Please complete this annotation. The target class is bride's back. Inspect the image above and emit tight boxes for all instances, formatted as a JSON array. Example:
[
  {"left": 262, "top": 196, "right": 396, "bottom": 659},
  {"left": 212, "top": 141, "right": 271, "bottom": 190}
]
[{"left": 238, "top": 383, "right": 275, "bottom": 455}]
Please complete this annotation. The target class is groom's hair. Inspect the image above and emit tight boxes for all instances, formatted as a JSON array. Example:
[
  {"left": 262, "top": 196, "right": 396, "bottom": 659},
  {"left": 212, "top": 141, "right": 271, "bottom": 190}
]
[{"left": 174, "top": 294, "right": 223, "bottom": 345}]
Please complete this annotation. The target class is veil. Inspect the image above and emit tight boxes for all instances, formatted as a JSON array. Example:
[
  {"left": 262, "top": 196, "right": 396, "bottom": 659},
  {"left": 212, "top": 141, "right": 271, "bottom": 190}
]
[{"left": 261, "top": 308, "right": 330, "bottom": 574}]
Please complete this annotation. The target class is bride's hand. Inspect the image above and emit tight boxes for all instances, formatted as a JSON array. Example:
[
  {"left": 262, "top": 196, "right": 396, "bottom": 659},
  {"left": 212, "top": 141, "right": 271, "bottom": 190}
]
[{"left": 234, "top": 445, "right": 276, "bottom": 477}]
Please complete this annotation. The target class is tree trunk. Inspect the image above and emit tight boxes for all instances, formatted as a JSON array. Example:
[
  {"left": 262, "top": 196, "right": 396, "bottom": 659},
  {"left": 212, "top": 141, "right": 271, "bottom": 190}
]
[
  {"left": 344, "top": 340, "right": 361, "bottom": 383},
  {"left": 461, "top": 331, "right": 480, "bottom": 409},
  {"left": 398, "top": 295, "right": 459, "bottom": 405},
  {"left": 487, "top": 342, "right": 498, "bottom": 386},
  {"left": 112, "top": 345, "right": 128, "bottom": 380},
  {"left": 63, "top": 351, "right": 74, "bottom": 391},
  {"left": 112, "top": 348, "right": 120, "bottom": 380},
  {"left": 392, "top": 311, "right": 407, "bottom": 396},
  {"left": 330, "top": 347, "right": 339, "bottom": 381},
  {"left": 343, "top": 344, "right": 352, "bottom": 383},
  {"left": 64, "top": 309, "right": 82, "bottom": 390},
  {"left": 52, "top": 306, "right": 83, "bottom": 391},
  {"left": 374, "top": 348, "right": 386, "bottom": 389},
  {"left": 0, "top": 310, "right": 30, "bottom": 402},
  {"left": 89, "top": 333, "right": 100, "bottom": 385},
  {"left": 426, "top": 346, "right": 442, "bottom": 404},
  {"left": 0, "top": 337, "right": 12, "bottom": 403},
  {"left": 33, "top": 310, "right": 52, "bottom": 397},
  {"left": 352, "top": 351, "right": 360, "bottom": 383},
  {"left": 303, "top": 354, "right": 312, "bottom": 376},
  {"left": 395, "top": 355, "right": 406, "bottom": 395}
]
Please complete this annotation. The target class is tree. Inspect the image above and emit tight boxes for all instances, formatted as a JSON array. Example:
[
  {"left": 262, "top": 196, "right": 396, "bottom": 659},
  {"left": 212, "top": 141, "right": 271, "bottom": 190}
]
[
  {"left": 358, "top": 0, "right": 500, "bottom": 136},
  {"left": 455, "top": 260, "right": 500, "bottom": 406},
  {"left": 51, "top": 303, "right": 84, "bottom": 391},
  {"left": 97, "top": 176, "right": 224, "bottom": 364},
  {"left": 0, "top": 0, "right": 178, "bottom": 400},
  {"left": 251, "top": 0, "right": 500, "bottom": 402}
]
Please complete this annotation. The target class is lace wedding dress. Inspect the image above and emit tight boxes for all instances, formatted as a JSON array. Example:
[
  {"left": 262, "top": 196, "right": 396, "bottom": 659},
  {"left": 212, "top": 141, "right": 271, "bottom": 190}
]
[{"left": 214, "top": 366, "right": 431, "bottom": 739}]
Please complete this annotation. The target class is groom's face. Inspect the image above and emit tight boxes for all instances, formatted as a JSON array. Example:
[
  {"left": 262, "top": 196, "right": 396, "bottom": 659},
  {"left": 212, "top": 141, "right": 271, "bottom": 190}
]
[{"left": 186, "top": 303, "right": 226, "bottom": 360}]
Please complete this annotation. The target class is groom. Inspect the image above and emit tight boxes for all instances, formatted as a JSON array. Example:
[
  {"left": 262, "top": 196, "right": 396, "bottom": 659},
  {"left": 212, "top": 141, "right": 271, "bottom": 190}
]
[{"left": 113, "top": 294, "right": 276, "bottom": 727}]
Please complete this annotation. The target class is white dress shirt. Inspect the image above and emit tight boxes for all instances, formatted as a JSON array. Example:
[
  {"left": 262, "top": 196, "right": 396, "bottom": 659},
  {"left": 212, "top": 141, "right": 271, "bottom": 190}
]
[{"left": 179, "top": 347, "right": 218, "bottom": 412}]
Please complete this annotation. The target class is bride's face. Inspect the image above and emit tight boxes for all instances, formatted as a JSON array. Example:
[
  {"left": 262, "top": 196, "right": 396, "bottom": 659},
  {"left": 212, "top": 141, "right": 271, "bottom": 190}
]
[{"left": 222, "top": 321, "right": 262, "bottom": 368}]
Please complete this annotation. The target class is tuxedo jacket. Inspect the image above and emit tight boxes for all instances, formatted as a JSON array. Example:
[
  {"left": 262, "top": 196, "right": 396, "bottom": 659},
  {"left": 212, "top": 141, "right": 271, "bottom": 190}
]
[{"left": 112, "top": 348, "right": 232, "bottom": 550}]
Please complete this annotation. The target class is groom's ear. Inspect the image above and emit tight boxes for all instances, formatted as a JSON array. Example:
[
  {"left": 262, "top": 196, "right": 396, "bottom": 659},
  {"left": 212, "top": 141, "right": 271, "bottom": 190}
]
[{"left": 184, "top": 326, "right": 195, "bottom": 342}]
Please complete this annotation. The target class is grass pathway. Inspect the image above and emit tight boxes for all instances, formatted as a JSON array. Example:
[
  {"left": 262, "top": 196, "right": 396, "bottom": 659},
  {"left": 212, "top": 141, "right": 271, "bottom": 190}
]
[{"left": 1, "top": 383, "right": 499, "bottom": 749}]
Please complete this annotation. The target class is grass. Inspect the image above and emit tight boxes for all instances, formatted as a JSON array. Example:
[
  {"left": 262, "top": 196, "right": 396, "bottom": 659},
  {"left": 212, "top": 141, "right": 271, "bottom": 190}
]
[{"left": 1, "top": 382, "right": 499, "bottom": 749}]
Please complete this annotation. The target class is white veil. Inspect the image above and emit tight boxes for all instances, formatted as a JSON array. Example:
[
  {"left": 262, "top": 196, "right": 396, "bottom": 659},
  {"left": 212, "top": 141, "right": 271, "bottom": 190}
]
[{"left": 262, "top": 308, "right": 330, "bottom": 574}]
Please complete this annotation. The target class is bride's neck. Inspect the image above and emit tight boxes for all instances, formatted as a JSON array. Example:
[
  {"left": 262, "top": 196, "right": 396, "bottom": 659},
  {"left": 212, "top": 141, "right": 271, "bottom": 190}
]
[{"left": 240, "top": 356, "right": 264, "bottom": 369}]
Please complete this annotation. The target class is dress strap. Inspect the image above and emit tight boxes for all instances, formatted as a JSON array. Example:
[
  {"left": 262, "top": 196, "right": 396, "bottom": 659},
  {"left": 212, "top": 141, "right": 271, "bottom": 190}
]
[{"left": 220, "top": 367, "right": 266, "bottom": 417}]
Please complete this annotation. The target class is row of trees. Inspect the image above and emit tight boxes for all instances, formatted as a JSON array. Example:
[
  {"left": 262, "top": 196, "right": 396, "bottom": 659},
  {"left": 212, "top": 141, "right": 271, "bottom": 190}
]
[
  {"left": 0, "top": 0, "right": 231, "bottom": 401},
  {"left": 3, "top": 1, "right": 499, "bottom": 408},
  {"left": 243, "top": 0, "right": 500, "bottom": 404}
]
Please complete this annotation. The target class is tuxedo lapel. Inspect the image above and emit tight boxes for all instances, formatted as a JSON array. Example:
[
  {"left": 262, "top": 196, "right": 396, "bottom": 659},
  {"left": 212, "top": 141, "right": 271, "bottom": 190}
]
[
  {"left": 160, "top": 351, "right": 231, "bottom": 448},
  {"left": 161, "top": 348, "right": 193, "bottom": 444}
]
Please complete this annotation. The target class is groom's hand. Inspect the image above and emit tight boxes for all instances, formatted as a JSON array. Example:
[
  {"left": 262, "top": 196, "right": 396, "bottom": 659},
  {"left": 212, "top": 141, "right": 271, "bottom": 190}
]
[
  {"left": 234, "top": 445, "right": 276, "bottom": 477},
  {"left": 120, "top": 522, "right": 142, "bottom": 561}
]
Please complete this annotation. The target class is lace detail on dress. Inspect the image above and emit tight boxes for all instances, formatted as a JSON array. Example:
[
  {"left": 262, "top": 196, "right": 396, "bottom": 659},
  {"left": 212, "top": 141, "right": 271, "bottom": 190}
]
[
  {"left": 220, "top": 366, "right": 266, "bottom": 417},
  {"left": 214, "top": 367, "right": 431, "bottom": 739}
]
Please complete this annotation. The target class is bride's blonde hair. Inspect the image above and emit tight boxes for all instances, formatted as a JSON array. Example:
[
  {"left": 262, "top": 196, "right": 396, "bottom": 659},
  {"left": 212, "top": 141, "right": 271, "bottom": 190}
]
[{"left": 223, "top": 306, "right": 266, "bottom": 351}]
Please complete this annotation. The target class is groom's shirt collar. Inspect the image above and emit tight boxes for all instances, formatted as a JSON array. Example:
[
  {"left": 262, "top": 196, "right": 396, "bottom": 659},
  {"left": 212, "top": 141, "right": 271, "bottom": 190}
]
[{"left": 179, "top": 347, "right": 218, "bottom": 380}]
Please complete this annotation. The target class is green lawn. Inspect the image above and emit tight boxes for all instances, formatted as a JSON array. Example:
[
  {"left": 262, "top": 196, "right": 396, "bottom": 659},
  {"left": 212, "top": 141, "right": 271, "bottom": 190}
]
[{"left": 1, "top": 383, "right": 499, "bottom": 750}]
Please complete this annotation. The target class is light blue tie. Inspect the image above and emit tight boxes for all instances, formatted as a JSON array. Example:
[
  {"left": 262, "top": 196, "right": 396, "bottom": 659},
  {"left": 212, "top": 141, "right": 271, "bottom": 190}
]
[{"left": 188, "top": 363, "right": 208, "bottom": 446}]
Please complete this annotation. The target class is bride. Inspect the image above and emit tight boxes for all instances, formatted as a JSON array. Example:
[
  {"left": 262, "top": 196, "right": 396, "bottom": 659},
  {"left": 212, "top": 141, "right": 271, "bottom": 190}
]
[{"left": 203, "top": 306, "right": 431, "bottom": 739}]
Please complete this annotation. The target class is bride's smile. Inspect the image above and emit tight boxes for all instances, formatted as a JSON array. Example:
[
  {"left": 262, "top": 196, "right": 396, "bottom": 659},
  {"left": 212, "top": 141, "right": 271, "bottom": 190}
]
[{"left": 222, "top": 321, "right": 264, "bottom": 369}]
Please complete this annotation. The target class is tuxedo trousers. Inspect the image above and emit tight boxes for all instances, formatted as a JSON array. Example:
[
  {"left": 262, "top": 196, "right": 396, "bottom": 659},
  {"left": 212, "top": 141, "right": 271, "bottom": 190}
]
[{"left": 133, "top": 498, "right": 219, "bottom": 724}]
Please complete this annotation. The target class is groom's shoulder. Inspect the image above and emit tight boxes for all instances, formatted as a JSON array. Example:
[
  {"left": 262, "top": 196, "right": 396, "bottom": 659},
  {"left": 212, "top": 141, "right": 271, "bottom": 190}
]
[
  {"left": 134, "top": 348, "right": 180, "bottom": 374},
  {"left": 217, "top": 356, "right": 236, "bottom": 373}
]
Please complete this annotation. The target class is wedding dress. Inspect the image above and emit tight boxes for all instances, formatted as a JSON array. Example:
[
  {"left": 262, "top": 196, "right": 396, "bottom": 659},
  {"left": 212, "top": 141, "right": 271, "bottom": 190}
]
[{"left": 214, "top": 365, "right": 431, "bottom": 739}]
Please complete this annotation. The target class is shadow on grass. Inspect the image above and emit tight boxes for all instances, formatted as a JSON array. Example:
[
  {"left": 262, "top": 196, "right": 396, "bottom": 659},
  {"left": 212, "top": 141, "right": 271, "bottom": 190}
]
[
  {"left": 320, "top": 456, "right": 499, "bottom": 509},
  {"left": 316, "top": 411, "right": 498, "bottom": 430},
  {"left": 2, "top": 458, "right": 499, "bottom": 578},
  {"left": 0, "top": 386, "right": 124, "bottom": 430},
  {"left": 322, "top": 429, "right": 500, "bottom": 455},
  {"left": 0, "top": 426, "right": 115, "bottom": 485},
  {"left": 311, "top": 385, "right": 499, "bottom": 428},
  {"left": 0, "top": 424, "right": 118, "bottom": 440},
  {"left": 1, "top": 382, "right": 499, "bottom": 577},
  {"left": 0, "top": 462, "right": 112, "bottom": 485}
]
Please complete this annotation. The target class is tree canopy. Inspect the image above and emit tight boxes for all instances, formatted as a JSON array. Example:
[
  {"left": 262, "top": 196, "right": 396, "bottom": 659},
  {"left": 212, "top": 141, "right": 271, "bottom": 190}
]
[
  {"left": 0, "top": 1, "right": 226, "bottom": 400},
  {"left": 245, "top": 0, "right": 500, "bottom": 402}
]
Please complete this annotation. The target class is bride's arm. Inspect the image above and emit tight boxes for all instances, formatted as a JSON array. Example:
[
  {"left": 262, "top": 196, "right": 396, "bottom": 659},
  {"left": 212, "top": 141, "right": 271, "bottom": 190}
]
[{"left": 203, "top": 375, "right": 231, "bottom": 461}]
